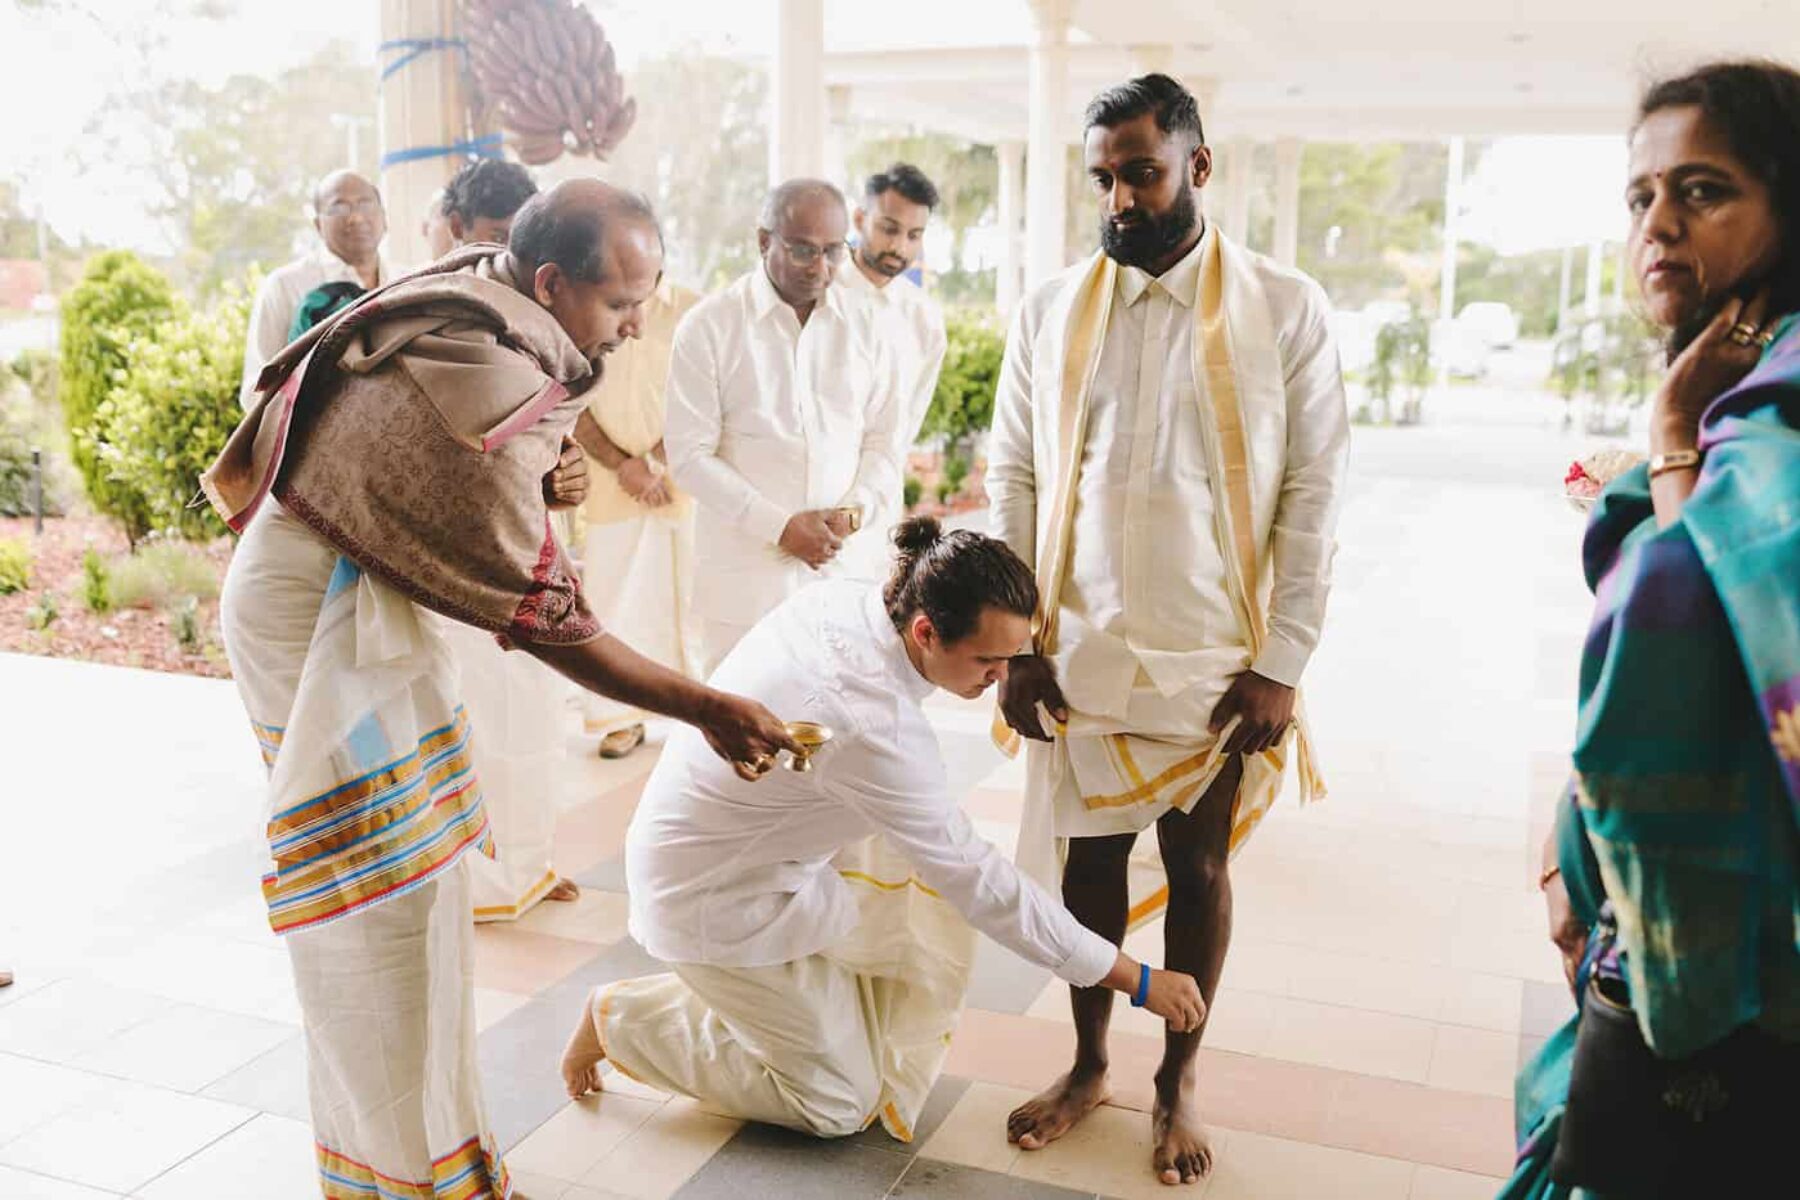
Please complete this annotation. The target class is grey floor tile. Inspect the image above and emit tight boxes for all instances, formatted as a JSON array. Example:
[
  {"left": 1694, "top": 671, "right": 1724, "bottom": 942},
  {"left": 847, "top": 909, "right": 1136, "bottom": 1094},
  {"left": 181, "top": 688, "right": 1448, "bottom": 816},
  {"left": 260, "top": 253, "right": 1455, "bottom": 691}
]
[
  {"left": 843, "top": 1075, "right": 970, "bottom": 1153},
  {"left": 200, "top": 1033, "right": 311, "bottom": 1121},
  {"left": 675, "top": 1122, "right": 911, "bottom": 1199},
  {"left": 890, "top": 1158, "right": 1096, "bottom": 1199},
  {"left": 963, "top": 939, "right": 1053, "bottom": 1015},
  {"left": 573, "top": 857, "right": 629, "bottom": 894},
  {"left": 1517, "top": 1033, "right": 1549, "bottom": 1072},
  {"left": 1520, "top": 979, "right": 1575, "bottom": 1038}
]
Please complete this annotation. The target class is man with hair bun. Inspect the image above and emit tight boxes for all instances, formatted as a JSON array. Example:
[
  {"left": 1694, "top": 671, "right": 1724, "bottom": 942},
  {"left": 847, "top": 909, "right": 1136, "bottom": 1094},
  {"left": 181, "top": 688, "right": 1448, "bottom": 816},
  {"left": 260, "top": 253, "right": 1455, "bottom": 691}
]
[{"left": 560, "top": 517, "right": 1205, "bottom": 1146}]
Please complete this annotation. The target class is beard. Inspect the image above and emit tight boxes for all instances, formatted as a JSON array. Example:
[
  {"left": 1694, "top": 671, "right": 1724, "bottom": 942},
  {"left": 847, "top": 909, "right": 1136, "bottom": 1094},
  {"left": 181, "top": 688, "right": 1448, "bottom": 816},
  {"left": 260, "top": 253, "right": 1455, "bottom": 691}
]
[
  {"left": 862, "top": 245, "right": 908, "bottom": 278},
  {"left": 1099, "top": 185, "right": 1199, "bottom": 269}
]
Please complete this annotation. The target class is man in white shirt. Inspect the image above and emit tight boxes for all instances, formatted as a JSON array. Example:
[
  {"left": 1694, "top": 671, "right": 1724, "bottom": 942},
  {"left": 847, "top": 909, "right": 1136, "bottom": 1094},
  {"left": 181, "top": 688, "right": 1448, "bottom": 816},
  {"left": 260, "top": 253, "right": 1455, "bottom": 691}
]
[
  {"left": 560, "top": 518, "right": 1204, "bottom": 1141},
  {"left": 836, "top": 163, "right": 949, "bottom": 558},
  {"left": 988, "top": 76, "right": 1348, "bottom": 1185},
  {"left": 239, "top": 170, "right": 389, "bottom": 407},
  {"left": 665, "top": 179, "right": 902, "bottom": 673}
]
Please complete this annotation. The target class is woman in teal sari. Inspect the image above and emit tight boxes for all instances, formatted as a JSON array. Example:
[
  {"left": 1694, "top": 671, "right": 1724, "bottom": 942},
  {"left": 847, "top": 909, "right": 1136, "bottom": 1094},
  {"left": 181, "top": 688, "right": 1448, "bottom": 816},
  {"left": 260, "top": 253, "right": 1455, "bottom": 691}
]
[{"left": 1505, "top": 60, "right": 1800, "bottom": 1199}]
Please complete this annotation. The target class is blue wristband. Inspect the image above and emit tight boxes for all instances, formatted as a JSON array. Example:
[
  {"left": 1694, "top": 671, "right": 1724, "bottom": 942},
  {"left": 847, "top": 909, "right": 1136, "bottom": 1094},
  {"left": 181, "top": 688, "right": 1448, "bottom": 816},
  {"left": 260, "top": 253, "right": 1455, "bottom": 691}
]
[{"left": 1130, "top": 962, "right": 1151, "bottom": 1008}]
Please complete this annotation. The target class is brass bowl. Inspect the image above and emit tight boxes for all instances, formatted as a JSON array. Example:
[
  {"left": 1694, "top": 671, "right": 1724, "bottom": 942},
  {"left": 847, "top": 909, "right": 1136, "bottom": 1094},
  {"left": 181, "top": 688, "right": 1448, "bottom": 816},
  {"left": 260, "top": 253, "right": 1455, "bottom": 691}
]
[
  {"left": 832, "top": 504, "right": 864, "bottom": 533},
  {"left": 784, "top": 721, "right": 834, "bottom": 773}
]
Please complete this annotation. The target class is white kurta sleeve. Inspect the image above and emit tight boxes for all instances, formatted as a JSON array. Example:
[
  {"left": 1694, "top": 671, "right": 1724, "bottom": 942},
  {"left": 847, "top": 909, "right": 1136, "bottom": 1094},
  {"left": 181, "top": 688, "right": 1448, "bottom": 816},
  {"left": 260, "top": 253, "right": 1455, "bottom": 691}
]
[
  {"left": 821, "top": 735, "right": 1116, "bottom": 987},
  {"left": 1253, "top": 279, "right": 1350, "bottom": 687},
  {"left": 664, "top": 314, "right": 792, "bottom": 548},
  {"left": 239, "top": 273, "right": 290, "bottom": 410},
  {"left": 839, "top": 336, "right": 903, "bottom": 519},
  {"left": 983, "top": 297, "right": 1040, "bottom": 571}
]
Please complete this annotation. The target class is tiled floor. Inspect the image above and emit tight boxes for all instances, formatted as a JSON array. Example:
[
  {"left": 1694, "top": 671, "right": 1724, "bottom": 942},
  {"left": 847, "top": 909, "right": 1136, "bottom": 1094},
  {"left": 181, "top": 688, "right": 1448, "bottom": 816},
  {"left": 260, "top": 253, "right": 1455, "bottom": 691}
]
[{"left": 0, "top": 396, "right": 1605, "bottom": 1197}]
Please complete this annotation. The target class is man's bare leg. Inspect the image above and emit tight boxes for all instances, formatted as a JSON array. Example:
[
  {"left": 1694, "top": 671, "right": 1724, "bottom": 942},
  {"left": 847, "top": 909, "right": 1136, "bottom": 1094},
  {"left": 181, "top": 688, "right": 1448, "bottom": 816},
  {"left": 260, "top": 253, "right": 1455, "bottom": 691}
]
[
  {"left": 1148, "top": 757, "right": 1243, "bottom": 1185},
  {"left": 559, "top": 989, "right": 608, "bottom": 1098},
  {"left": 546, "top": 877, "right": 581, "bottom": 902},
  {"left": 1008, "top": 830, "right": 1136, "bottom": 1150}
]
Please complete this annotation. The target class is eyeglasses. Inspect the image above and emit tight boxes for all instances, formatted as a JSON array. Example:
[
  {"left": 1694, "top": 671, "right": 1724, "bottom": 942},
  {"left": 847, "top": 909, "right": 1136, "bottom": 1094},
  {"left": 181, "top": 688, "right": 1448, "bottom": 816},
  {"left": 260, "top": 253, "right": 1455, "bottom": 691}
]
[
  {"left": 778, "top": 237, "right": 848, "bottom": 266},
  {"left": 321, "top": 197, "right": 383, "bottom": 220}
]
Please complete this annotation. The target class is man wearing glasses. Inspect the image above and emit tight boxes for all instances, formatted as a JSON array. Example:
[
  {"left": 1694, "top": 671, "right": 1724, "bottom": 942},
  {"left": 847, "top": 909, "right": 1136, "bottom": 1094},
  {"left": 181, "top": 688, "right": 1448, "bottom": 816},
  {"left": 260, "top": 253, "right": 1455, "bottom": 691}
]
[
  {"left": 666, "top": 179, "right": 902, "bottom": 673},
  {"left": 238, "top": 170, "right": 390, "bottom": 408}
]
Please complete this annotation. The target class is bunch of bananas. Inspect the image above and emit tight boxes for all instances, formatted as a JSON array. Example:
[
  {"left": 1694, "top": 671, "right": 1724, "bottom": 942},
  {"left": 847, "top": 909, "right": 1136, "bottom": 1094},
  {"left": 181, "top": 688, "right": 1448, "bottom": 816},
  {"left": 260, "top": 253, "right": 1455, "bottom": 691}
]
[{"left": 464, "top": 0, "right": 637, "bottom": 165}]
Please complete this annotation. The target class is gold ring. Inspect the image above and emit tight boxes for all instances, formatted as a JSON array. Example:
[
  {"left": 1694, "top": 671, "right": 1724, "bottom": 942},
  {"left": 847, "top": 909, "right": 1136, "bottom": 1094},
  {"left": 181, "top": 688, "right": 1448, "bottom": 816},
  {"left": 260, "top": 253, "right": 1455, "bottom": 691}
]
[
  {"left": 1756, "top": 328, "right": 1776, "bottom": 347},
  {"left": 1727, "top": 322, "right": 1761, "bottom": 347}
]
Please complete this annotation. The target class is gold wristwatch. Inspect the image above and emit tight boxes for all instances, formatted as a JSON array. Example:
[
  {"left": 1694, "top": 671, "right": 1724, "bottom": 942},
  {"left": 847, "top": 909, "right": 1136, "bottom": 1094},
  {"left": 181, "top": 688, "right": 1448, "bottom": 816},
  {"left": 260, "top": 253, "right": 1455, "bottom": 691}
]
[{"left": 1648, "top": 448, "right": 1702, "bottom": 479}]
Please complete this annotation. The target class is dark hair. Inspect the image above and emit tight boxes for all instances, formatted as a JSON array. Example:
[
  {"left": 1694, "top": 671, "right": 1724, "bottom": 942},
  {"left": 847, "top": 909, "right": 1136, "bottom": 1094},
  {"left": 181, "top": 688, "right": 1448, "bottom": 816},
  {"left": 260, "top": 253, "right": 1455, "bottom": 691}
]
[
  {"left": 883, "top": 516, "right": 1037, "bottom": 645},
  {"left": 865, "top": 162, "right": 940, "bottom": 210},
  {"left": 1638, "top": 60, "right": 1800, "bottom": 322},
  {"left": 508, "top": 188, "right": 658, "bottom": 284},
  {"left": 442, "top": 159, "right": 538, "bottom": 223},
  {"left": 1083, "top": 72, "right": 1204, "bottom": 146}
]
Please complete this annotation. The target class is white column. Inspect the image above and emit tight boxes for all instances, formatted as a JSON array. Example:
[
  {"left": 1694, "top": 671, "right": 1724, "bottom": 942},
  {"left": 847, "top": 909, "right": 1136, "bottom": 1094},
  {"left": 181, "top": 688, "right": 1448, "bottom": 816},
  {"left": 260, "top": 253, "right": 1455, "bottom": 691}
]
[
  {"left": 824, "top": 85, "right": 852, "bottom": 194},
  {"left": 997, "top": 138, "right": 1025, "bottom": 316},
  {"left": 770, "top": 0, "right": 825, "bottom": 184},
  {"left": 1129, "top": 43, "right": 1173, "bottom": 76},
  {"left": 1438, "top": 135, "right": 1464, "bottom": 325},
  {"left": 1584, "top": 239, "right": 1605, "bottom": 315},
  {"left": 1272, "top": 136, "right": 1301, "bottom": 267},
  {"left": 379, "top": 0, "right": 469, "bottom": 270},
  {"left": 1025, "top": 0, "right": 1071, "bottom": 290},
  {"left": 1556, "top": 244, "right": 1575, "bottom": 332},
  {"left": 1224, "top": 137, "right": 1253, "bottom": 246}
]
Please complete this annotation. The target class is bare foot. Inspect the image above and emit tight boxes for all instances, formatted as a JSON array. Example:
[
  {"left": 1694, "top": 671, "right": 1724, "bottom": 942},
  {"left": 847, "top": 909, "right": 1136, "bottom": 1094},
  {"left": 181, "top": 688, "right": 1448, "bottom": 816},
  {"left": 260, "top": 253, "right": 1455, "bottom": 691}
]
[
  {"left": 559, "top": 992, "right": 606, "bottom": 1098},
  {"left": 1006, "top": 1065, "right": 1111, "bottom": 1150},
  {"left": 546, "top": 877, "right": 580, "bottom": 903},
  {"left": 1150, "top": 1075, "right": 1212, "bottom": 1186}
]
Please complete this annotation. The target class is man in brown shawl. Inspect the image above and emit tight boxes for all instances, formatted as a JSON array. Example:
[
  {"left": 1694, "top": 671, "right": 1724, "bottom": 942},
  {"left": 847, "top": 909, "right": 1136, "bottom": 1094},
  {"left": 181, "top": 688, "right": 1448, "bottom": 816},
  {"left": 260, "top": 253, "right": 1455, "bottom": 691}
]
[{"left": 208, "top": 179, "right": 797, "bottom": 1198}]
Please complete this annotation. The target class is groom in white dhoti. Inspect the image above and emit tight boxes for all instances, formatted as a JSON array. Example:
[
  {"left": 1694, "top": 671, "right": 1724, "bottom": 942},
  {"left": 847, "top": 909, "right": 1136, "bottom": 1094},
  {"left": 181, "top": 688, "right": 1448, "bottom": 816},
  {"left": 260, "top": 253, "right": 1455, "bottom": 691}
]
[
  {"left": 988, "top": 75, "right": 1348, "bottom": 1185},
  {"left": 561, "top": 519, "right": 1205, "bottom": 1142}
]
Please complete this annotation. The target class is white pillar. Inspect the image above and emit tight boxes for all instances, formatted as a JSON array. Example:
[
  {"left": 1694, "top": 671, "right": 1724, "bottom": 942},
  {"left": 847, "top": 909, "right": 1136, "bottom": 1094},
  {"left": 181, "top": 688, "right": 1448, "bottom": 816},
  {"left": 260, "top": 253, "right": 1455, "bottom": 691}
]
[
  {"left": 378, "top": 0, "right": 469, "bottom": 270},
  {"left": 1129, "top": 43, "right": 1173, "bottom": 76},
  {"left": 1438, "top": 136, "right": 1464, "bottom": 325},
  {"left": 824, "top": 85, "right": 852, "bottom": 195},
  {"left": 1224, "top": 137, "right": 1253, "bottom": 246},
  {"left": 1272, "top": 136, "right": 1301, "bottom": 267},
  {"left": 1556, "top": 244, "right": 1575, "bottom": 332},
  {"left": 997, "top": 138, "right": 1025, "bottom": 316},
  {"left": 1584, "top": 239, "right": 1604, "bottom": 315},
  {"left": 770, "top": 0, "right": 825, "bottom": 184},
  {"left": 1025, "top": 0, "right": 1071, "bottom": 290}
]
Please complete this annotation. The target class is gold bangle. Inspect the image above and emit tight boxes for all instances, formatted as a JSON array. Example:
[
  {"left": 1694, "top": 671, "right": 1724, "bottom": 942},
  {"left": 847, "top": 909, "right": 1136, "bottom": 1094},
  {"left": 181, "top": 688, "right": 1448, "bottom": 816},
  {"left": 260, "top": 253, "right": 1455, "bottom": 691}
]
[
  {"left": 1648, "top": 448, "right": 1702, "bottom": 479},
  {"left": 1538, "top": 864, "right": 1562, "bottom": 891}
]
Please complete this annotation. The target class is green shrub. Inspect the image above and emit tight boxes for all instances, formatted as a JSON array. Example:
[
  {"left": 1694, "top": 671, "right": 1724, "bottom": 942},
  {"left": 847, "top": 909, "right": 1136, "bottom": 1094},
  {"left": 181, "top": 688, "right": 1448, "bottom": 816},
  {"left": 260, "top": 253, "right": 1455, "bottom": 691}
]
[
  {"left": 0, "top": 537, "right": 29, "bottom": 594},
  {"left": 9, "top": 349, "right": 59, "bottom": 415},
  {"left": 81, "top": 548, "right": 112, "bottom": 613},
  {"left": 902, "top": 475, "right": 923, "bottom": 508},
  {"left": 26, "top": 590, "right": 57, "bottom": 631},
  {"left": 934, "top": 480, "right": 954, "bottom": 504},
  {"left": 942, "top": 453, "right": 971, "bottom": 497},
  {"left": 97, "top": 283, "right": 251, "bottom": 540},
  {"left": 171, "top": 595, "right": 201, "bottom": 653},
  {"left": 920, "top": 310, "right": 1004, "bottom": 457},
  {"left": 59, "top": 250, "right": 179, "bottom": 543},
  {"left": 109, "top": 540, "right": 221, "bottom": 610}
]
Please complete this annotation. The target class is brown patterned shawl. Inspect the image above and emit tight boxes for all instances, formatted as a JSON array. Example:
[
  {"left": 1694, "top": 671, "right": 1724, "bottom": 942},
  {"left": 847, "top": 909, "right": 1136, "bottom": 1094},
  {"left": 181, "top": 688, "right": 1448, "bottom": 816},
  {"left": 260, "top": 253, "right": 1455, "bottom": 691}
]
[{"left": 202, "top": 245, "right": 603, "bottom": 645}]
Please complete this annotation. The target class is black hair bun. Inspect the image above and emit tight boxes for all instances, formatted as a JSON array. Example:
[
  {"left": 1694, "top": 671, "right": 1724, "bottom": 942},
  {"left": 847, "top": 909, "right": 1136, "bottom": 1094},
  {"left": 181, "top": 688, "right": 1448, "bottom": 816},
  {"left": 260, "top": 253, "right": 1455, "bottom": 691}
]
[{"left": 892, "top": 515, "right": 943, "bottom": 557}]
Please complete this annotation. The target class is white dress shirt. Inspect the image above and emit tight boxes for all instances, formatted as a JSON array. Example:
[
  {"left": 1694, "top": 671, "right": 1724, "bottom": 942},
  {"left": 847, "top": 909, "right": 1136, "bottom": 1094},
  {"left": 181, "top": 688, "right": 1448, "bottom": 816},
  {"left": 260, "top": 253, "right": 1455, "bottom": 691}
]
[
  {"left": 240, "top": 249, "right": 388, "bottom": 408},
  {"left": 665, "top": 268, "right": 902, "bottom": 624},
  {"left": 986, "top": 228, "right": 1348, "bottom": 714},
  {"left": 835, "top": 258, "right": 948, "bottom": 449},
  {"left": 625, "top": 579, "right": 1118, "bottom": 988}
]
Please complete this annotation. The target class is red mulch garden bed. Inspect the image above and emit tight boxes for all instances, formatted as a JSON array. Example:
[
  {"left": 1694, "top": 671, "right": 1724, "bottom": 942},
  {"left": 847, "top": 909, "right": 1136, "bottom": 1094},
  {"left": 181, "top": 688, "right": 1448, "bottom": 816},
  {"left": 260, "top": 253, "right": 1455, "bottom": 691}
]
[{"left": 0, "top": 514, "right": 233, "bottom": 678}]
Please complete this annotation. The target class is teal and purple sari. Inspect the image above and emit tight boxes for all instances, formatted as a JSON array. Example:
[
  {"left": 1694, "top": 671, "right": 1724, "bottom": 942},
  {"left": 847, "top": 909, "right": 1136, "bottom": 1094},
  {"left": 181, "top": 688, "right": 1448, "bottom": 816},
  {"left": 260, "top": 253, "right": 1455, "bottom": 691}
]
[{"left": 1501, "top": 316, "right": 1800, "bottom": 1199}]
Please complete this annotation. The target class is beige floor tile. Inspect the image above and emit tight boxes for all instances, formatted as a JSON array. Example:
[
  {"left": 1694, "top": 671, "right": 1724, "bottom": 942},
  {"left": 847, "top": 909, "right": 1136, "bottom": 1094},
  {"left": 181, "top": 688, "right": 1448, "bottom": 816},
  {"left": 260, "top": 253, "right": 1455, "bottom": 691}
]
[
  {"left": 515, "top": 888, "right": 633, "bottom": 945},
  {"left": 1436, "top": 973, "right": 1523, "bottom": 1033},
  {"left": 1006, "top": 1098, "right": 1217, "bottom": 1199},
  {"left": 597, "top": 1063, "right": 675, "bottom": 1103},
  {"left": 916, "top": 1081, "right": 1032, "bottom": 1175},
  {"left": 506, "top": 1094, "right": 663, "bottom": 1183},
  {"left": 580, "top": 1097, "right": 742, "bottom": 1198},
  {"left": 0, "top": 1166, "right": 119, "bottom": 1199},
  {"left": 70, "top": 1002, "right": 291, "bottom": 1092},
  {"left": 475, "top": 987, "right": 532, "bottom": 1032},
  {"left": 1206, "top": 1129, "right": 1413, "bottom": 1200},
  {"left": 560, "top": 1187, "right": 636, "bottom": 1200},
  {"left": 0, "top": 1078, "right": 255, "bottom": 1194},
  {"left": 135, "top": 1112, "right": 316, "bottom": 1200},
  {"left": 85, "top": 933, "right": 301, "bottom": 1026},
  {"left": 1425, "top": 1026, "right": 1518, "bottom": 1099},
  {"left": 507, "top": 1169, "right": 573, "bottom": 1200},
  {"left": 1261, "top": 997, "right": 1437, "bottom": 1083},
  {"left": 0, "top": 978, "right": 174, "bottom": 1064},
  {"left": 0, "top": 1055, "right": 109, "bottom": 1143},
  {"left": 1410, "top": 1164, "right": 1509, "bottom": 1199},
  {"left": 1281, "top": 949, "right": 1445, "bottom": 1023},
  {"left": 1198, "top": 989, "right": 1277, "bottom": 1056}
]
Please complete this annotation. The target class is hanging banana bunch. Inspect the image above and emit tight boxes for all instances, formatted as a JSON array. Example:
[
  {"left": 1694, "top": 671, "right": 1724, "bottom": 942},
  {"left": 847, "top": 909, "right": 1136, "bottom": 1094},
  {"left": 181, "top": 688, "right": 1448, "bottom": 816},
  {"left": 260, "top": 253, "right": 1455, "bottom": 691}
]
[{"left": 463, "top": 0, "right": 638, "bottom": 166}]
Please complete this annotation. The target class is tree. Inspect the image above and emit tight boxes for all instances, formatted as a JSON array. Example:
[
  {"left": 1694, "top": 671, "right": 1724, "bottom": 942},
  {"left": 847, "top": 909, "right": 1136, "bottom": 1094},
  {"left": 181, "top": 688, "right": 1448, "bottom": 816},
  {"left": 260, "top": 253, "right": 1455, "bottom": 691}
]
[
  {"left": 920, "top": 311, "right": 1005, "bottom": 459},
  {"left": 605, "top": 52, "right": 769, "bottom": 290},
  {"left": 848, "top": 134, "right": 998, "bottom": 304},
  {"left": 59, "top": 250, "right": 179, "bottom": 542}
]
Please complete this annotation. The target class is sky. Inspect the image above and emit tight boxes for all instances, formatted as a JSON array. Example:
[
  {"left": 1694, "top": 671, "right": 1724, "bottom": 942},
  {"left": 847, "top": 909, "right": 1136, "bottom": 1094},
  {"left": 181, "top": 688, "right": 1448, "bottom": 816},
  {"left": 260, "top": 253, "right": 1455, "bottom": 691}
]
[{"left": 1, "top": 0, "right": 1631, "bottom": 258}]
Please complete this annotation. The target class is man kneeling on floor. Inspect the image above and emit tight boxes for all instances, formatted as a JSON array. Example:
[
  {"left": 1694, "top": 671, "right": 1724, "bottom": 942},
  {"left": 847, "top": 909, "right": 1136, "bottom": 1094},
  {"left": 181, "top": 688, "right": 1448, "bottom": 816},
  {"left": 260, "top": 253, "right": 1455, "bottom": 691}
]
[{"left": 563, "top": 517, "right": 1205, "bottom": 1141}]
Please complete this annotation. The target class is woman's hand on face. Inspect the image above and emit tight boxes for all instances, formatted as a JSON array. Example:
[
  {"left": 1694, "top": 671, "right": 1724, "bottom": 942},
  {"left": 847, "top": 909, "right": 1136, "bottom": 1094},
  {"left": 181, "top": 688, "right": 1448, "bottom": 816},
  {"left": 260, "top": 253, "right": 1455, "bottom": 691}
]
[{"left": 1653, "top": 288, "right": 1773, "bottom": 445}]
